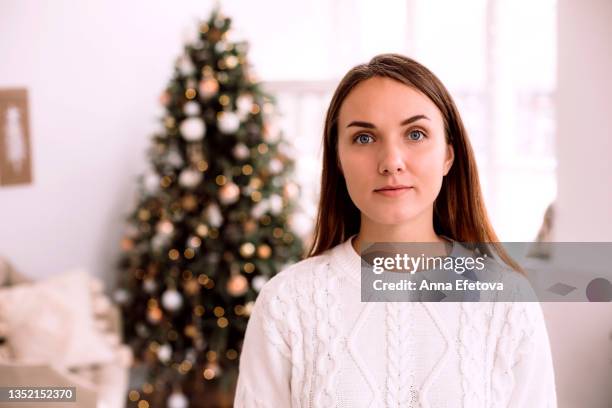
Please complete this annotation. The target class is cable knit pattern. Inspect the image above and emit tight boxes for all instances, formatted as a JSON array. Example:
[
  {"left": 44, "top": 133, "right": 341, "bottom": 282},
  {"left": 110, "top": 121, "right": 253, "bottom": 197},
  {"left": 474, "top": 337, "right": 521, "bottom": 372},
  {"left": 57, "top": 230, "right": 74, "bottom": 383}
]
[
  {"left": 385, "top": 302, "right": 419, "bottom": 407},
  {"left": 234, "top": 235, "right": 558, "bottom": 408},
  {"left": 261, "top": 277, "right": 292, "bottom": 361},
  {"left": 295, "top": 269, "right": 317, "bottom": 407},
  {"left": 313, "top": 262, "right": 342, "bottom": 407},
  {"left": 459, "top": 302, "right": 488, "bottom": 407}
]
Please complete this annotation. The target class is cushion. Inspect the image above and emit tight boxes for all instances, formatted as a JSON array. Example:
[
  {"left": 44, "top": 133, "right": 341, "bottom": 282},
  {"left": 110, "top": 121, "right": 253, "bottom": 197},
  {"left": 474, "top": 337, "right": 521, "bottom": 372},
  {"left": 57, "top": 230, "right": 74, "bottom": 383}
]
[{"left": 0, "top": 269, "right": 117, "bottom": 369}]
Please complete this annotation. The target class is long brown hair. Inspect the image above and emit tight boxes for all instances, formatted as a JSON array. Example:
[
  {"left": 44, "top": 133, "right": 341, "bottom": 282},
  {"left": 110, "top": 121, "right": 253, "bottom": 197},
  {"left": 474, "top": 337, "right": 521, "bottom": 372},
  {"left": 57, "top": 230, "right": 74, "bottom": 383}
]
[{"left": 307, "top": 53, "right": 524, "bottom": 275}]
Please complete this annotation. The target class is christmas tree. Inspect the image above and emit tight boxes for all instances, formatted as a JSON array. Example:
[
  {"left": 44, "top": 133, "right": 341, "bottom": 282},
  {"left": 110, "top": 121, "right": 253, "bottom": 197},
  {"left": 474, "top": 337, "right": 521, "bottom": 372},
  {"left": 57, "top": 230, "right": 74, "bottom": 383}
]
[{"left": 115, "top": 7, "right": 305, "bottom": 407}]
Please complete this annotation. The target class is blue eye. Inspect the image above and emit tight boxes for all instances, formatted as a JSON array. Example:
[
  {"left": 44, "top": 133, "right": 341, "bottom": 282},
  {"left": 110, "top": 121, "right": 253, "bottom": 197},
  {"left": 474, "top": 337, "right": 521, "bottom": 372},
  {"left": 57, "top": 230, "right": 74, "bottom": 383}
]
[
  {"left": 354, "top": 133, "right": 374, "bottom": 144},
  {"left": 408, "top": 130, "right": 426, "bottom": 141}
]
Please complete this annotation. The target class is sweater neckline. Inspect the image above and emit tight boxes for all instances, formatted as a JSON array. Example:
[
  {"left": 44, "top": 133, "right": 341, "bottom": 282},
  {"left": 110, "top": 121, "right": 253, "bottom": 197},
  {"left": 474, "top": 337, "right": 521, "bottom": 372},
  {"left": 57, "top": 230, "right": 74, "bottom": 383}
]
[{"left": 331, "top": 233, "right": 477, "bottom": 284}]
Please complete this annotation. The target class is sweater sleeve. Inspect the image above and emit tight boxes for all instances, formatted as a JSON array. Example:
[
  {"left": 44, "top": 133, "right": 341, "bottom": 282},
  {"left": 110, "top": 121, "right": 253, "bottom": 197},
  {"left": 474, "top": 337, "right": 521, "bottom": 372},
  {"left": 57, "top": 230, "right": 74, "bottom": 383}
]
[
  {"left": 234, "top": 278, "right": 293, "bottom": 407},
  {"left": 507, "top": 301, "right": 558, "bottom": 407}
]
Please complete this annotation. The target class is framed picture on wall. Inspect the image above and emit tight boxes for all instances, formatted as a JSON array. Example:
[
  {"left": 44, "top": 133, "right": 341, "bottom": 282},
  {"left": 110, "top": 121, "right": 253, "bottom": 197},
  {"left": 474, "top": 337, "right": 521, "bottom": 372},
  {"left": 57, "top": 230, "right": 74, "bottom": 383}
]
[{"left": 0, "top": 88, "right": 32, "bottom": 186}]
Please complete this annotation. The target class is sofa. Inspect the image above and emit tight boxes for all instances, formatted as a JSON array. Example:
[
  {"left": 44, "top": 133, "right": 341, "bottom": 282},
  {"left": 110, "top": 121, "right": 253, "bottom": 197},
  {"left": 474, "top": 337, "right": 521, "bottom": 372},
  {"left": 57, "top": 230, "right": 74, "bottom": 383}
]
[{"left": 0, "top": 256, "right": 131, "bottom": 408}]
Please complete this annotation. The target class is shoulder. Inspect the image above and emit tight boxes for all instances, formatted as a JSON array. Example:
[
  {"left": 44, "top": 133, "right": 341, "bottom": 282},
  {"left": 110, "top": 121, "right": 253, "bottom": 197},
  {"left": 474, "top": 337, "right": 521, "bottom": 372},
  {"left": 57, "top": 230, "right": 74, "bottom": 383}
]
[
  {"left": 262, "top": 251, "right": 332, "bottom": 293},
  {"left": 479, "top": 254, "right": 539, "bottom": 302},
  {"left": 246, "top": 250, "right": 338, "bottom": 353},
  {"left": 481, "top": 257, "right": 549, "bottom": 344},
  {"left": 253, "top": 249, "right": 335, "bottom": 313}
]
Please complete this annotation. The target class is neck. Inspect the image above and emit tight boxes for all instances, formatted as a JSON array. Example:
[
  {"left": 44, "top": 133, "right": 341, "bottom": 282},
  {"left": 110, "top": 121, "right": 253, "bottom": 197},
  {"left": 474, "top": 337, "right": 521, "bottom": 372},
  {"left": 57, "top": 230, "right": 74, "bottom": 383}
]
[{"left": 352, "top": 212, "right": 444, "bottom": 254}]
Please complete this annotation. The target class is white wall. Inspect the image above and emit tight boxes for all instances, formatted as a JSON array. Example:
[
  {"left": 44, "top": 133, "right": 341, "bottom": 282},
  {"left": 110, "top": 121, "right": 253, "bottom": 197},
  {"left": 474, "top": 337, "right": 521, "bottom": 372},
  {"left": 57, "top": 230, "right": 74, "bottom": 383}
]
[
  {"left": 544, "top": 1, "right": 612, "bottom": 406},
  {"left": 555, "top": 0, "right": 612, "bottom": 242},
  {"left": 0, "top": 0, "right": 343, "bottom": 287}
]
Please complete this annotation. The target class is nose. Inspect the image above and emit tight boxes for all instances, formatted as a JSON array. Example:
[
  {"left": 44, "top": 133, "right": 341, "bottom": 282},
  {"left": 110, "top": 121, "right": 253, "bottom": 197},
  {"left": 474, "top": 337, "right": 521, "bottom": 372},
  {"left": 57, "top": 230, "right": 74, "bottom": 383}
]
[{"left": 378, "top": 144, "right": 406, "bottom": 175}]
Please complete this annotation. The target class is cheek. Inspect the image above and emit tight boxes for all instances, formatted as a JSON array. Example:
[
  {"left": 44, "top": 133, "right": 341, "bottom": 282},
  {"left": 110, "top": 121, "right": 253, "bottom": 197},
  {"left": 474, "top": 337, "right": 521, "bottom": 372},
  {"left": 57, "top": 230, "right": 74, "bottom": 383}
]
[
  {"left": 413, "top": 145, "right": 447, "bottom": 175},
  {"left": 409, "top": 149, "right": 447, "bottom": 196},
  {"left": 342, "top": 160, "right": 370, "bottom": 196},
  {"left": 339, "top": 152, "right": 374, "bottom": 203}
]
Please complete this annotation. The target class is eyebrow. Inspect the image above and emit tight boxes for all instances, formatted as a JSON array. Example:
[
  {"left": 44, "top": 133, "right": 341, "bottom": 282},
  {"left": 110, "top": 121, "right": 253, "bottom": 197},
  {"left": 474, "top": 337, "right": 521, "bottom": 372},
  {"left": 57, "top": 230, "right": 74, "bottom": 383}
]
[{"left": 346, "top": 114, "right": 430, "bottom": 129}]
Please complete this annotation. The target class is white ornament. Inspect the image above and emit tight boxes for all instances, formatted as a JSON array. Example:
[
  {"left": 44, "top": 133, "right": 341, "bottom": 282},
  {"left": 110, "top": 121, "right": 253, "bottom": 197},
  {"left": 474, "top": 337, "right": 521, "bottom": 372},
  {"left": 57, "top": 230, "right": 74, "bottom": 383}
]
[
  {"left": 136, "top": 323, "right": 148, "bottom": 337},
  {"left": 125, "top": 223, "right": 140, "bottom": 238},
  {"left": 269, "top": 194, "right": 284, "bottom": 215},
  {"left": 143, "top": 172, "right": 160, "bottom": 194},
  {"left": 166, "top": 148, "right": 184, "bottom": 168},
  {"left": 205, "top": 203, "right": 223, "bottom": 228},
  {"left": 219, "top": 182, "right": 241, "bottom": 205},
  {"left": 199, "top": 77, "right": 219, "bottom": 99},
  {"left": 143, "top": 279, "right": 157, "bottom": 293},
  {"left": 161, "top": 289, "right": 183, "bottom": 311},
  {"left": 217, "top": 111, "right": 240, "bottom": 134},
  {"left": 283, "top": 182, "right": 300, "bottom": 200},
  {"left": 157, "top": 344, "right": 172, "bottom": 363},
  {"left": 178, "top": 169, "right": 203, "bottom": 189},
  {"left": 235, "top": 41, "right": 249, "bottom": 53},
  {"left": 232, "top": 143, "right": 250, "bottom": 160},
  {"left": 183, "top": 101, "right": 201, "bottom": 116},
  {"left": 113, "top": 289, "right": 129, "bottom": 304},
  {"left": 264, "top": 120, "right": 281, "bottom": 143},
  {"left": 177, "top": 54, "right": 195, "bottom": 76},
  {"left": 236, "top": 94, "right": 253, "bottom": 116},
  {"left": 215, "top": 41, "right": 228, "bottom": 53},
  {"left": 180, "top": 117, "right": 206, "bottom": 141},
  {"left": 156, "top": 220, "right": 174, "bottom": 235},
  {"left": 244, "top": 300, "right": 255, "bottom": 316},
  {"left": 185, "top": 348, "right": 197, "bottom": 362},
  {"left": 151, "top": 233, "right": 169, "bottom": 251},
  {"left": 250, "top": 200, "right": 269, "bottom": 219},
  {"left": 252, "top": 275, "right": 268, "bottom": 292},
  {"left": 167, "top": 392, "right": 188, "bottom": 408},
  {"left": 268, "top": 158, "right": 284, "bottom": 174}
]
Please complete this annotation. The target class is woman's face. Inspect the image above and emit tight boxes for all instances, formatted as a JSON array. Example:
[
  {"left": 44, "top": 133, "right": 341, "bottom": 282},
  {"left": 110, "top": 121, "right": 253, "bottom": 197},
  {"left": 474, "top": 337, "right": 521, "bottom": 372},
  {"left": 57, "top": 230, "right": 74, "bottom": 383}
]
[{"left": 337, "top": 76, "right": 454, "bottom": 226}]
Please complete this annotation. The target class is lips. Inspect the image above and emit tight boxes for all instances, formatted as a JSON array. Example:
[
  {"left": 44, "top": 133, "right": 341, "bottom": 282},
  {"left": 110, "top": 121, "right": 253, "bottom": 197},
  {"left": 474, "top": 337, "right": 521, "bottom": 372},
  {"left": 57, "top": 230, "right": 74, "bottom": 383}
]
[
  {"left": 374, "top": 186, "right": 414, "bottom": 197},
  {"left": 374, "top": 185, "right": 412, "bottom": 192}
]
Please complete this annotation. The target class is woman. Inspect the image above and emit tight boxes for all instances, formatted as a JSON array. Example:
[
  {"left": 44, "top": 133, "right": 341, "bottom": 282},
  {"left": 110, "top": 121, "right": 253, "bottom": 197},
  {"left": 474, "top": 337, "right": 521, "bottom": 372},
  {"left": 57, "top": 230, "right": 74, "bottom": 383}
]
[{"left": 234, "top": 54, "right": 557, "bottom": 407}]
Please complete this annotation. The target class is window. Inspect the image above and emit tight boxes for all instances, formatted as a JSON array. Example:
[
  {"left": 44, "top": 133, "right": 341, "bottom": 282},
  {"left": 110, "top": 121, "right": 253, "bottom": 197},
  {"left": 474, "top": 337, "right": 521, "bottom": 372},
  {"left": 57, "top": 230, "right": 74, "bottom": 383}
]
[{"left": 260, "top": 0, "right": 557, "bottom": 242}]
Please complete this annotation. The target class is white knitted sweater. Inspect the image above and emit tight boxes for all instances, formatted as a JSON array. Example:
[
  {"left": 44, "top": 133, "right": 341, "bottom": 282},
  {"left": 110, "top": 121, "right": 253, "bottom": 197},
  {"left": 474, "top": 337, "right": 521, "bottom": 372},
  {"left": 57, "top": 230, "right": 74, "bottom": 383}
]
[{"left": 234, "top": 235, "right": 557, "bottom": 407}]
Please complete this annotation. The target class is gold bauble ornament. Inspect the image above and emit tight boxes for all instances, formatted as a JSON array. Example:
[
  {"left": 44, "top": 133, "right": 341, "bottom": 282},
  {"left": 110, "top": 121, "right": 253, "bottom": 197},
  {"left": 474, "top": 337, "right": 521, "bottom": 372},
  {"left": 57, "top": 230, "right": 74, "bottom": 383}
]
[
  {"left": 219, "top": 181, "right": 240, "bottom": 205},
  {"left": 203, "top": 361, "right": 221, "bottom": 380},
  {"left": 184, "top": 324, "right": 198, "bottom": 338},
  {"left": 121, "top": 238, "right": 135, "bottom": 251},
  {"left": 244, "top": 301, "right": 255, "bottom": 316},
  {"left": 243, "top": 220, "right": 257, "bottom": 234},
  {"left": 207, "top": 28, "right": 222, "bottom": 42},
  {"left": 199, "top": 76, "right": 219, "bottom": 99},
  {"left": 249, "top": 177, "right": 263, "bottom": 189},
  {"left": 147, "top": 307, "right": 163, "bottom": 324},
  {"left": 257, "top": 244, "right": 272, "bottom": 259},
  {"left": 196, "top": 224, "right": 209, "bottom": 237},
  {"left": 225, "top": 55, "right": 238, "bottom": 69},
  {"left": 184, "top": 279, "right": 200, "bottom": 296},
  {"left": 283, "top": 182, "right": 300, "bottom": 200},
  {"left": 182, "top": 194, "right": 198, "bottom": 212},
  {"left": 138, "top": 209, "right": 151, "bottom": 221},
  {"left": 227, "top": 274, "right": 248, "bottom": 297},
  {"left": 239, "top": 242, "right": 255, "bottom": 258}
]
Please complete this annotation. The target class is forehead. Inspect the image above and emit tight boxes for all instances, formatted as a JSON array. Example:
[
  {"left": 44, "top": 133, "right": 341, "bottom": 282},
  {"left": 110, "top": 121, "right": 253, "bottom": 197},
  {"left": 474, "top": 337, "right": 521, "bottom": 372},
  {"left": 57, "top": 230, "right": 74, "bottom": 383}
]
[{"left": 338, "top": 76, "right": 443, "bottom": 127}]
